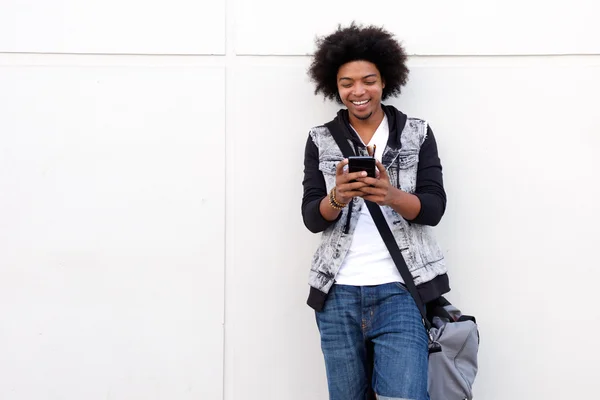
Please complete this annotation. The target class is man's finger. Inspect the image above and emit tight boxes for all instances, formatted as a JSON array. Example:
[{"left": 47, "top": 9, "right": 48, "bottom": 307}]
[
  {"left": 339, "top": 170, "right": 368, "bottom": 184},
  {"left": 343, "top": 191, "right": 365, "bottom": 198},
  {"left": 375, "top": 160, "right": 389, "bottom": 180},
  {"left": 340, "top": 181, "right": 369, "bottom": 191},
  {"left": 356, "top": 177, "right": 381, "bottom": 187},
  {"left": 358, "top": 186, "right": 385, "bottom": 196},
  {"left": 336, "top": 159, "right": 348, "bottom": 176}
]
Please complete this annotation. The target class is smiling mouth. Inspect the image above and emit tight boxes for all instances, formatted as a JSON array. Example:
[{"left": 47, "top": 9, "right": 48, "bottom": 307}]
[{"left": 351, "top": 99, "right": 370, "bottom": 106}]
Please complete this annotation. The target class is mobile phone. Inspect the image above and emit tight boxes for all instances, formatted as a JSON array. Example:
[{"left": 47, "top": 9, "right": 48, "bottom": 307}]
[{"left": 348, "top": 156, "right": 376, "bottom": 178}]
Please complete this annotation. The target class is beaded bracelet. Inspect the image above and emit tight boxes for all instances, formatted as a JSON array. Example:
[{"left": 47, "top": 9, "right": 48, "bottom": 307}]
[{"left": 329, "top": 187, "right": 347, "bottom": 209}]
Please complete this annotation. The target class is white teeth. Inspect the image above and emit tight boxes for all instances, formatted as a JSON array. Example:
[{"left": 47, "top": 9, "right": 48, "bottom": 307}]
[{"left": 352, "top": 100, "right": 369, "bottom": 105}]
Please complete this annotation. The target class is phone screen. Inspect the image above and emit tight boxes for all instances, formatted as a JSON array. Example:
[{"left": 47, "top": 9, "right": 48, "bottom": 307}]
[{"left": 348, "top": 156, "right": 376, "bottom": 178}]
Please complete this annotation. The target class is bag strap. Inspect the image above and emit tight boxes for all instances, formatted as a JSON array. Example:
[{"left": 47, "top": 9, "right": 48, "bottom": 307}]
[
  {"left": 363, "top": 203, "right": 430, "bottom": 327},
  {"left": 324, "top": 120, "right": 431, "bottom": 329}
]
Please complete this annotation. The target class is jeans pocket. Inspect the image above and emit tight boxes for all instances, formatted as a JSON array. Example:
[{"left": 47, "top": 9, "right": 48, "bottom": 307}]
[{"left": 393, "top": 281, "right": 408, "bottom": 292}]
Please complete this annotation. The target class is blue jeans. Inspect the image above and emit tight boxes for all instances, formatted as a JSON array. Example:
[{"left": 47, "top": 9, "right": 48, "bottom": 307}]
[{"left": 315, "top": 283, "right": 429, "bottom": 400}]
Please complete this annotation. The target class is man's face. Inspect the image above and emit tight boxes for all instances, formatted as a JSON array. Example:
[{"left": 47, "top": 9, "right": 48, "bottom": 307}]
[{"left": 336, "top": 60, "right": 385, "bottom": 121}]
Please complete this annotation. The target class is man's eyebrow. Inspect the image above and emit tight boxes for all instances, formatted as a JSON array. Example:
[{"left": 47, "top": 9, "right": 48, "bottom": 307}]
[{"left": 338, "top": 74, "right": 378, "bottom": 81}]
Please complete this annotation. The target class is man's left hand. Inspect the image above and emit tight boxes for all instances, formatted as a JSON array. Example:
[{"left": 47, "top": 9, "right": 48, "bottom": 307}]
[{"left": 356, "top": 160, "right": 399, "bottom": 206}]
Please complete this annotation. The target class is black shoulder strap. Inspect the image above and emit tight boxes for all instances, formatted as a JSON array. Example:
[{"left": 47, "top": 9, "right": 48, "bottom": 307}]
[
  {"left": 325, "top": 119, "right": 429, "bottom": 326},
  {"left": 324, "top": 120, "right": 356, "bottom": 157}
]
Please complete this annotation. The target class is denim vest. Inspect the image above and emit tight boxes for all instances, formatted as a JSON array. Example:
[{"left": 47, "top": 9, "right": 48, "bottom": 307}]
[{"left": 308, "top": 118, "right": 447, "bottom": 295}]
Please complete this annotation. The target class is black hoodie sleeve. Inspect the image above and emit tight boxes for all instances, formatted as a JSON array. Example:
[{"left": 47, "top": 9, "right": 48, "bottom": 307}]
[
  {"left": 301, "top": 134, "right": 341, "bottom": 233},
  {"left": 407, "top": 126, "right": 447, "bottom": 226}
]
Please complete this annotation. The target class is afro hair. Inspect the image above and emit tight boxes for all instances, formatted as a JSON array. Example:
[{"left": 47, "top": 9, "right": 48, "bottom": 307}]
[{"left": 308, "top": 23, "right": 409, "bottom": 103}]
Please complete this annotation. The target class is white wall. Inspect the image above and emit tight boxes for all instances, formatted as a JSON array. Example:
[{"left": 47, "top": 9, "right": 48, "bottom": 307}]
[{"left": 1, "top": 1, "right": 599, "bottom": 399}]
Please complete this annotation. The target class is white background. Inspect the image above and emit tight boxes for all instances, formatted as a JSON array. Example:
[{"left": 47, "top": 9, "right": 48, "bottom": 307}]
[{"left": 1, "top": 1, "right": 599, "bottom": 399}]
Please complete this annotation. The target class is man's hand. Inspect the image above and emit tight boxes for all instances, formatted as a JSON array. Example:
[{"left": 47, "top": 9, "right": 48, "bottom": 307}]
[
  {"left": 335, "top": 159, "right": 369, "bottom": 204},
  {"left": 356, "top": 160, "right": 399, "bottom": 206}
]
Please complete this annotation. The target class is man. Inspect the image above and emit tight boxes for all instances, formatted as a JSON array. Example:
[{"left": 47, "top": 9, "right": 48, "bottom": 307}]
[{"left": 302, "top": 23, "right": 450, "bottom": 400}]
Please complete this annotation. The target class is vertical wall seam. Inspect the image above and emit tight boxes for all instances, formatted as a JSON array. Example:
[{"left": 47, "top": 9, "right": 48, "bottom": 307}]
[{"left": 222, "top": 0, "right": 233, "bottom": 399}]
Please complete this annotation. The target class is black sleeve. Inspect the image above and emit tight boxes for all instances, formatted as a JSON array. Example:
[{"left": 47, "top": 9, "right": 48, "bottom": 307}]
[
  {"left": 301, "top": 134, "right": 341, "bottom": 233},
  {"left": 407, "top": 126, "right": 447, "bottom": 226}
]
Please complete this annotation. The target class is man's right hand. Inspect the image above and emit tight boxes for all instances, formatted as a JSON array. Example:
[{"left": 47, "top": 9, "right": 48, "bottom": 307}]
[{"left": 335, "top": 159, "right": 369, "bottom": 204}]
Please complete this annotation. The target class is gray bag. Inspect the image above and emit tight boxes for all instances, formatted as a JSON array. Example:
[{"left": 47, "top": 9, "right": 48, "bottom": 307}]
[{"left": 427, "top": 301, "right": 479, "bottom": 400}]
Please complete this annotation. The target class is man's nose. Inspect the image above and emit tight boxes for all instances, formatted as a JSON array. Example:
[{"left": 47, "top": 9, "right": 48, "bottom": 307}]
[{"left": 352, "top": 83, "right": 366, "bottom": 96}]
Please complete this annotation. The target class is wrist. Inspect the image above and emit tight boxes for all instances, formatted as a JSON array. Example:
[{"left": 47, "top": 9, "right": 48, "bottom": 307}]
[
  {"left": 385, "top": 186, "right": 403, "bottom": 207},
  {"left": 330, "top": 187, "right": 348, "bottom": 209},
  {"left": 337, "top": 195, "right": 351, "bottom": 205}
]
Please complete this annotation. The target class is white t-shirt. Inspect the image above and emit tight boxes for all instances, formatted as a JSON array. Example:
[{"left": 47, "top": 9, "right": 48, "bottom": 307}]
[{"left": 335, "top": 115, "right": 404, "bottom": 286}]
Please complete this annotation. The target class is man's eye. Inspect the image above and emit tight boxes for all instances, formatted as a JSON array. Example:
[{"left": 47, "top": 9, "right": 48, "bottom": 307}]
[
  {"left": 341, "top": 84, "right": 352, "bottom": 88},
  {"left": 365, "top": 81, "right": 376, "bottom": 85}
]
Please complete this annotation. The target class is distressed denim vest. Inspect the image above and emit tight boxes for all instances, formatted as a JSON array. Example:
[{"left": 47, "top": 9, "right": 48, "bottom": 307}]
[{"left": 308, "top": 118, "right": 447, "bottom": 295}]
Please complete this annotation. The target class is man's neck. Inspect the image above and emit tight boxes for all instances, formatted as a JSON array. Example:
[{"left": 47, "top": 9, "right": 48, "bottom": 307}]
[{"left": 349, "top": 107, "right": 385, "bottom": 145}]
